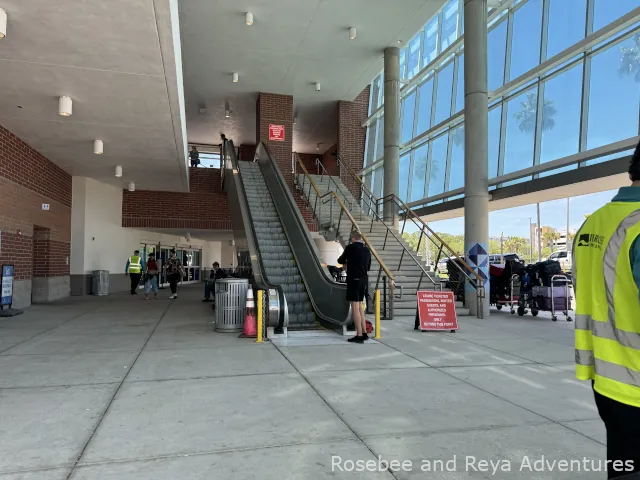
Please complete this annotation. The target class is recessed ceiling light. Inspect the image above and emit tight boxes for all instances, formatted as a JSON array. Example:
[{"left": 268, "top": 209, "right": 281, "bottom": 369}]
[
  {"left": 94, "top": 139, "right": 103, "bottom": 155},
  {"left": 349, "top": 27, "right": 356, "bottom": 40},
  {"left": 115, "top": 165, "right": 123, "bottom": 178},
  {"left": 315, "top": 82, "right": 321, "bottom": 92},
  {"left": 245, "top": 12, "right": 253, "bottom": 26},
  {"left": 0, "top": 8, "right": 7, "bottom": 39},
  {"left": 232, "top": 72, "right": 239, "bottom": 83},
  {"left": 128, "top": 182, "right": 136, "bottom": 192},
  {"left": 199, "top": 105, "right": 207, "bottom": 114},
  {"left": 58, "top": 96, "right": 72, "bottom": 116}
]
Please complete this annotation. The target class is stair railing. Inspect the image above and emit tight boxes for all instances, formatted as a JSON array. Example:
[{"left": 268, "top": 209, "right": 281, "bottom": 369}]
[
  {"left": 312, "top": 157, "right": 354, "bottom": 212},
  {"left": 329, "top": 153, "right": 486, "bottom": 319},
  {"left": 293, "top": 155, "right": 396, "bottom": 319}
]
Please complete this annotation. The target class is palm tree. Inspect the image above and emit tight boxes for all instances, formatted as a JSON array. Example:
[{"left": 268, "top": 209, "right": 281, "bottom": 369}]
[
  {"left": 619, "top": 33, "right": 640, "bottom": 83},
  {"left": 513, "top": 91, "right": 557, "bottom": 134},
  {"left": 542, "top": 231, "right": 561, "bottom": 249}
]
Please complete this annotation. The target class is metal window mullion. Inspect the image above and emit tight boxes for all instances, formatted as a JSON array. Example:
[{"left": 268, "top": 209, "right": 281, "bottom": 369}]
[
  {"left": 578, "top": 55, "right": 592, "bottom": 162},
  {"left": 503, "top": 5, "right": 515, "bottom": 86},
  {"left": 450, "top": 54, "right": 460, "bottom": 118},
  {"left": 424, "top": 141, "right": 433, "bottom": 198},
  {"left": 430, "top": 69, "right": 439, "bottom": 131},
  {"left": 532, "top": 83, "right": 545, "bottom": 174},
  {"left": 540, "top": 0, "right": 550, "bottom": 62},
  {"left": 407, "top": 150, "right": 416, "bottom": 202},
  {"left": 444, "top": 128, "right": 454, "bottom": 192},
  {"left": 412, "top": 84, "right": 421, "bottom": 140},
  {"left": 497, "top": 100, "right": 509, "bottom": 180}
]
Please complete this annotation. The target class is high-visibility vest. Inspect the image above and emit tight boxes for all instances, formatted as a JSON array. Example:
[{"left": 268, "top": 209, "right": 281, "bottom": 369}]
[
  {"left": 573, "top": 201, "right": 640, "bottom": 408},
  {"left": 128, "top": 255, "right": 142, "bottom": 274}
]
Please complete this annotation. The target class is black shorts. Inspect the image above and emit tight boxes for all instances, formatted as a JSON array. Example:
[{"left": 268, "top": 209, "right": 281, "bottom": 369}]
[{"left": 346, "top": 278, "right": 367, "bottom": 302}]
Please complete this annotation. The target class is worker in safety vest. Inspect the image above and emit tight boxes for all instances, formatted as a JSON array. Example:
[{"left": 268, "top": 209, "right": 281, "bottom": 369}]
[
  {"left": 573, "top": 141, "right": 640, "bottom": 479},
  {"left": 125, "top": 249, "right": 144, "bottom": 295}
]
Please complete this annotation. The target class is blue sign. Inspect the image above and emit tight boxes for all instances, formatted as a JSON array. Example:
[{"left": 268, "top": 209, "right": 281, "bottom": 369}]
[{"left": 1, "top": 265, "right": 14, "bottom": 306}]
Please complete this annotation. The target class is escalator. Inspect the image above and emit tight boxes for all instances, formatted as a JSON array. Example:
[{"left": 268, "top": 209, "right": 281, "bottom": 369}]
[{"left": 225, "top": 141, "right": 351, "bottom": 330}]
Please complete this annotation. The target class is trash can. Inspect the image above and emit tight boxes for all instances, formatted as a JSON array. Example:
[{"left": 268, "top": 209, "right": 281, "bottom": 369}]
[
  {"left": 92, "top": 270, "right": 110, "bottom": 296},
  {"left": 214, "top": 278, "right": 249, "bottom": 332}
]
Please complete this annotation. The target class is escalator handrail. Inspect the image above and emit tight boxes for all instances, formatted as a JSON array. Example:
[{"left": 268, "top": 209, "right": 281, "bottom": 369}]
[
  {"left": 225, "top": 139, "right": 286, "bottom": 328},
  {"left": 294, "top": 154, "right": 395, "bottom": 283}
]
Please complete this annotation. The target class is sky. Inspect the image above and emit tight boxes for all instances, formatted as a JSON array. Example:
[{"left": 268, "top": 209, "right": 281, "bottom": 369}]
[{"left": 412, "top": 188, "right": 618, "bottom": 238}]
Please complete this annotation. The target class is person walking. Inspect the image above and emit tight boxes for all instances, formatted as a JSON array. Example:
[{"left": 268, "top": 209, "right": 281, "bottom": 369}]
[
  {"left": 574, "top": 141, "right": 640, "bottom": 479},
  {"left": 189, "top": 146, "right": 200, "bottom": 167},
  {"left": 164, "top": 249, "right": 183, "bottom": 299},
  {"left": 143, "top": 253, "right": 159, "bottom": 300},
  {"left": 125, "top": 249, "right": 144, "bottom": 295},
  {"left": 337, "top": 231, "right": 371, "bottom": 344},
  {"left": 203, "top": 261, "right": 227, "bottom": 302}
]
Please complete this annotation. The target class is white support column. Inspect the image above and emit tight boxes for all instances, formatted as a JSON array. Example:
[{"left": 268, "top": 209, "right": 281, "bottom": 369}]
[{"left": 383, "top": 47, "right": 400, "bottom": 225}]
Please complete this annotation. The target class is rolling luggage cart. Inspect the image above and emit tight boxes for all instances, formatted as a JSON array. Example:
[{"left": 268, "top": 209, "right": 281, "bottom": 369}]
[
  {"left": 508, "top": 274, "right": 522, "bottom": 314},
  {"left": 542, "top": 274, "right": 572, "bottom": 322}
]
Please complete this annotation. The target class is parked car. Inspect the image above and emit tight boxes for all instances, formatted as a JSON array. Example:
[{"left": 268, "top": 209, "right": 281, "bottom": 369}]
[
  {"left": 436, "top": 257, "right": 450, "bottom": 275},
  {"left": 547, "top": 250, "right": 572, "bottom": 271},
  {"left": 489, "top": 253, "right": 520, "bottom": 265}
]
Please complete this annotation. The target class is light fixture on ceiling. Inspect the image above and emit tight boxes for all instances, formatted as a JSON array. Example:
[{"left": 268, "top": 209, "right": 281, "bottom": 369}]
[
  {"left": 232, "top": 72, "right": 239, "bottom": 83},
  {"left": 245, "top": 12, "right": 253, "bottom": 26},
  {"left": 199, "top": 105, "right": 207, "bottom": 114},
  {"left": 58, "top": 96, "right": 72, "bottom": 116},
  {"left": 0, "top": 8, "right": 7, "bottom": 39},
  {"left": 115, "top": 165, "right": 122, "bottom": 178},
  {"left": 293, "top": 113, "right": 297, "bottom": 125},
  {"left": 316, "top": 143, "right": 321, "bottom": 151},
  {"left": 225, "top": 109, "right": 230, "bottom": 118},
  {"left": 128, "top": 182, "right": 136, "bottom": 192},
  {"left": 315, "top": 82, "right": 321, "bottom": 92},
  {"left": 93, "top": 139, "right": 103, "bottom": 155},
  {"left": 349, "top": 27, "right": 356, "bottom": 40},
  {"left": 397, "top": 39, "right": 403, "bottom": 44}
]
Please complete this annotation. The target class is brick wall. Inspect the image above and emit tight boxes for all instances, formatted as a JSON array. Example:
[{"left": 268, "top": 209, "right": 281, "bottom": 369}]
[
  {"left": 257, "top": 93, "right": 318, "bottom": 231},
  {"left": 0, "top": 125, "right": 71, "bottom": 283},
  {"left": 298, "top": 149, "right": 339, "bottom": 177},
  {"left": 122, "top": 167, "right": 231, "bottom": 230},
  {"left": 338, "top": 86, "right": 370, "bottom": 199}
]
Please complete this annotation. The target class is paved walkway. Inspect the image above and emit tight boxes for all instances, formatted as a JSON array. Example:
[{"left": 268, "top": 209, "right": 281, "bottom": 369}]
[{"left": 0, "top": 286, "right": 605, "bottom": 479}]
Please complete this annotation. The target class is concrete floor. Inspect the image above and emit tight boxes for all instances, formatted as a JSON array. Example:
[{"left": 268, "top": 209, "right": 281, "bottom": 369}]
[{"left": 0, "top": 286, "right": 607, "bottom": 479}]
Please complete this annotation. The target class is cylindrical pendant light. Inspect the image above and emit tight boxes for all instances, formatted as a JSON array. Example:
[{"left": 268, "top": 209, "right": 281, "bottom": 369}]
[
  {"left": 115, "top": 165, "right": 122, "bottom": 178},
  {"left": 245, "top": 12, "right": 253, "bottom": 25},
  {"left": 0, "top": 8, "right": 7, "bottom": 39},
  {"left": 232, "top": 72, "right": 239, "bottom": 83},
  {"left": 58, "top": 96, "right": 72, "bottom": 116},
  {"left": 93, "top": 139, "right": 103, "bottom": 155},
  {"left": 128, "top": 182, "right": 135, "bottom": 192},
  {"left": 315, "top": 82, "right": 321, "bottom": 92},
  {"left": 349, "top": 27, "right": 356, "bottom": 40}
]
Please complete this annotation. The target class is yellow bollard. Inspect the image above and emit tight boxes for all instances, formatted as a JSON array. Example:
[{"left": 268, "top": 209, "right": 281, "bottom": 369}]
[
  {"left": 375, "top": 289, "right": 381, "bottom": 339},
  {"left": 256, "top": 290, "right": 264, "bottom": 343}
]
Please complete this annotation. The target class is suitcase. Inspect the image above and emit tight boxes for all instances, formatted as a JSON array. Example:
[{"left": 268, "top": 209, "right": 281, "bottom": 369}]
[{"left": 533, "top": 295, "right": 571, "bottom": 311}]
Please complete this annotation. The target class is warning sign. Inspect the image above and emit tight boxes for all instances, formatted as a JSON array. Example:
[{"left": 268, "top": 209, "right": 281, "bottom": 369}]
[
  {"left": 417, "top": 291, "right": 459, "bottom": 331},
  {"left": 269, "top": 124, "right": 285, "bottom": 142}
]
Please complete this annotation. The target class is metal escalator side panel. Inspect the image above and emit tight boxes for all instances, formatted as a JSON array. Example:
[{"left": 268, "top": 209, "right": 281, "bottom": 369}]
[{"left": 255, "top": 144, "right": 351, "bottom": 326}]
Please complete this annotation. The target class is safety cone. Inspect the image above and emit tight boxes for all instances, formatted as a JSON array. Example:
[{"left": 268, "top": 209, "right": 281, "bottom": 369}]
[{"left": 239, "top": 287, "right": 257, "bottom": 338}]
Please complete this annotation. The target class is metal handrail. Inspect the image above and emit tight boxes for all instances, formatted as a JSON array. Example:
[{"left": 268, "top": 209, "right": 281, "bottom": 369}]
[
  {"left": 294, "top": 156, "right": 395, "bottom": 289},
  {"left": 331, "top": 153, "right": 486, "bottom": 317},
  {"left": 312, "top": 157, "right": 354, "bottom": 212}
]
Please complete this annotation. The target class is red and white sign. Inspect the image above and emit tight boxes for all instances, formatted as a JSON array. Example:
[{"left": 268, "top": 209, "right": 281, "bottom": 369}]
[
  {"left": 417, "top": 291, "right": 459, "bottom": 331},
  {"left": 269, "top": 124, "right": 285, "bottom": 142}
]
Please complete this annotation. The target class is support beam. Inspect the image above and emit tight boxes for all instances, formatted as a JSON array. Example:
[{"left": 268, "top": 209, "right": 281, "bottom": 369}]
[
  {"left": 383, "top": 47, "right": 400, "bottom": 225},
  {"left": 463, "top": 0, "right": 490, "bottom": 317}
]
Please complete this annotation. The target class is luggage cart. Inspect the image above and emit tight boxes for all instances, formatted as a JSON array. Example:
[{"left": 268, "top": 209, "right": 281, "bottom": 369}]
[
  {"left": 508, "top": 274, "right": 522, "bottom": 315},
  {"left": 548, "top": 274, "right": 573, "bottom": 322}
]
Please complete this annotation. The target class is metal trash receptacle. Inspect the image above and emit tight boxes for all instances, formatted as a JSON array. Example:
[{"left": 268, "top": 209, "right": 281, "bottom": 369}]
[
  {"left": 92, "top": 270, "right": 110, "bottom": 296},
  {"left": 214, "top": 278, "right": 249, "bottom": 332}
]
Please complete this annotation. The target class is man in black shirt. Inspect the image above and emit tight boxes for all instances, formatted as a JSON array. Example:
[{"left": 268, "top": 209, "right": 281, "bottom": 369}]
[
  {"left": 337, "top": 231, "right": 372, "bottom": 343},
  {"left": 203, "top": 262, "right": 227, "bottom": 302}
]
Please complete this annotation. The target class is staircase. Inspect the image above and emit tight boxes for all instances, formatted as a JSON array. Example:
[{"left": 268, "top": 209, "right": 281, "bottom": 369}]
[
  {"left": 239, "top": 162, "right": 316, "bottom": 326},
  {"left": 296, "top": 173, "right": 470, "bottom": 317}
]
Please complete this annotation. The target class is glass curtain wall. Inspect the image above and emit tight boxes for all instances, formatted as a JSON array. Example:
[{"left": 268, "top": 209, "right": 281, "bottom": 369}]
[{"left": 362, "top": 0, "right": 640, "bottom": 206}]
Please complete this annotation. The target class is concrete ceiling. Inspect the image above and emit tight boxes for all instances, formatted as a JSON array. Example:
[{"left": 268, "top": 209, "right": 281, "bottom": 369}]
[
  {"left": 180, "top": 0, "right": 446, "bottom": 153},
  {"left": 0, "top": 0, "right": 188, "bottom": 192}
]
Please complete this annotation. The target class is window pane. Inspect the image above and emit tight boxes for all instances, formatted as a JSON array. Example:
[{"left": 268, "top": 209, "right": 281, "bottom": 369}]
[
  {"left": 587, "top": 36, "right": 640, "bottom": 149},
  {"left": 423, "top": 17, "right": 439, "bottom": 66},
  {"left": 488, "top": 20, "right": 508, "bottom": 90},
  {"left": 399, "top": 153, "right": 411, "bottom": 202},
  {"left": 370, "top": 74, "right": 383, "bottom": 112},
  {"left": 540, "top": 63, "right": 583, "bottom": 164},
  {"left": 401, "top": 92, "right": 417, "bottom": 144},
  {"left": 365, "top": 119, "right": 377, "bottom": 166},
  {"left": 376, "top": 114, "right": 385, "bottom": 161},
  {"left": 546, "top": 0, "right": 587, "bottom": 59},
  {"left": 408, "top": 33, "right": 422, "bottom": 79},
  {"left": 434, "top": 61, "right": 455, "bottom": 124},
  {"left": 373, "top": 167, "right": 384, "bottom": 199},
  {"left": 363, "top": 171, "right": 373, "bottom": 191},
  {"left": 416, "top": 78, "right": 434, "bottom": 136},
  {"left": 594, "top": 0, "right": 640, "bottom": 31},
  {"left": 411, "top": 144, "right": 429, "bottom": 202},
  {"left": 455, "top": 54, "right": 465, "bottom": 113},
  {"left": 449, "top": 125, "right": 464, "bottom": 190},
  {"left": 504, "top": 87, "right": 538, "bottom": 174},
  {"left": 489, "top": 106, "right": 502, "bottom": 178},
  {"left": 510, "top": 0, "right": 543, "bottom": 80},
  {"left": 441, "top": 0, "right": 459, "bottom": 51},
  {"left": 429, "top": 134, "right": 449, "bottom": 197},
  {"left": 400, "top": 48, "right": 407, "bottom": 80}
]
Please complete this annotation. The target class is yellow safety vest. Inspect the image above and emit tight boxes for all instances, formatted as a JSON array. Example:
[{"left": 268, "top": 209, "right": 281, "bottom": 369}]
[
  {"left": 573, "top": 201, "right": 640, "bottom": 408},
  {"left": 128, "top": 255, "right": 142, "bottom": 274}
]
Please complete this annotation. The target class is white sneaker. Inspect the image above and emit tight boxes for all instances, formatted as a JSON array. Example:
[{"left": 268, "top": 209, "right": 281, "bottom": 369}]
[{"left": 170, "top": 294, "right": 177, "bottom": 299}]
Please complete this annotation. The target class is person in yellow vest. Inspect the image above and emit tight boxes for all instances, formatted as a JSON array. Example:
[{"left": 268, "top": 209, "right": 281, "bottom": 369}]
[
  {"left": 125, "top": 249, "right": 144, "bottom": 295},
  {"left": 574, "top": 142, "right": 640, "bottom": 479}
]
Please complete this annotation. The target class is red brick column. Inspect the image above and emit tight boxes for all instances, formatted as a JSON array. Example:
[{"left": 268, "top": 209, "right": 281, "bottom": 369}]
[{"left": 338, "top": 86, "right": 370, "bottom": 200}]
